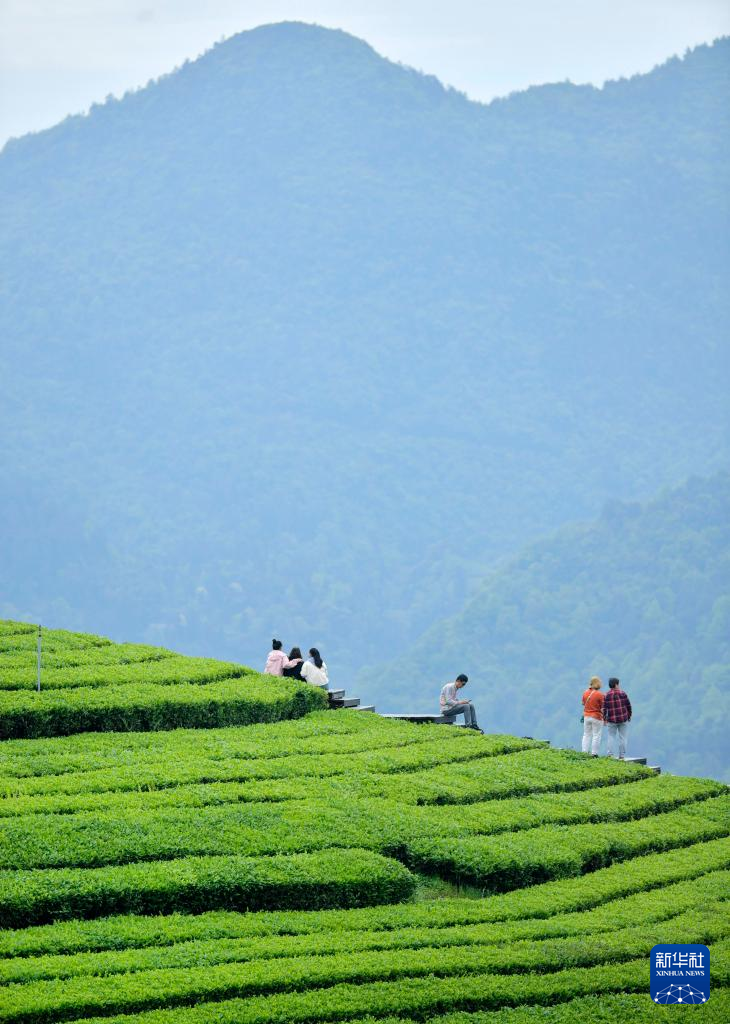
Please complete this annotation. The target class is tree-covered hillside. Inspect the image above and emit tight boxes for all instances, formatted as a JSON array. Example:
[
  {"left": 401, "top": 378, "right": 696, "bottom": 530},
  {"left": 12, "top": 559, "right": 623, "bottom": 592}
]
[
  {"left": 1, "top": 24, "right": 728, "bottom": 675},
  {"left": 376, "top": 472, "right": 730, "bottom": 781}
]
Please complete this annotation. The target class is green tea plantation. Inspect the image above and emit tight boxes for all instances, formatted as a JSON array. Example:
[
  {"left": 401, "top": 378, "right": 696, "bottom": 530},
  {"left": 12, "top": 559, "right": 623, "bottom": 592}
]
[{"left": 0, "top": 620, "right": 728, "bottom": 1023}]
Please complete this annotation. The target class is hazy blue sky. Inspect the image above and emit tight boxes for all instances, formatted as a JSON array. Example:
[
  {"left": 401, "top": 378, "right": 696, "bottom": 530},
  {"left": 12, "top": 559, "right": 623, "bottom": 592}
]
[{"left": 2, "top": 0, "right": 728, "bottom": 146}]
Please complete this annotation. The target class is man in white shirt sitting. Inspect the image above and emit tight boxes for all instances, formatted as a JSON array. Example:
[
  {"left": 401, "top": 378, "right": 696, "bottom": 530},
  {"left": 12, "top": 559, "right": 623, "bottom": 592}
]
[{"left": 440, "top": 674, "right": 482, "bottom": 731}]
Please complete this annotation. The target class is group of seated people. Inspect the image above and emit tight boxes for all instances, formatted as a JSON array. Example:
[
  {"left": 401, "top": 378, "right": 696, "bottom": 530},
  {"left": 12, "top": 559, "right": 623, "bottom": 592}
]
[
  {"left": 265, "top": 645, "right": 633, "bottom": 759},
  {"left": 264, "top": 639, "right": 329, "bottom": 687}
]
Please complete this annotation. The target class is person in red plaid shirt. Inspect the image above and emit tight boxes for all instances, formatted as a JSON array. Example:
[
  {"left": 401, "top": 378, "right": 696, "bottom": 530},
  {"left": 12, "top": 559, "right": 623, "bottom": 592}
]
[{"left": 603, "top": 677, "right": 632, "bottom": 759}]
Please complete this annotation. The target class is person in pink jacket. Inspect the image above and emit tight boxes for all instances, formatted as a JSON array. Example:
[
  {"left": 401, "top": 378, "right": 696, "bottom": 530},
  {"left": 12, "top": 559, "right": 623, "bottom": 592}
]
[{"left": 264, "top": 639, "right": 292, "bottom": 676}]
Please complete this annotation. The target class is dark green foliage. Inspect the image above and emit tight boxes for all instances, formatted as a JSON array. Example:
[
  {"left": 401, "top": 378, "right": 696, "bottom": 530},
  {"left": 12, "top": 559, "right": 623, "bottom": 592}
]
[
  {"left": 0, "top": 726, "right": 507, "bottom": 800},
  {"left": 431, "top": 991, "right": 730, "bottom": 1024},
  {"left": 0, "top": 907, "right": 727, "bottom": 1024},
  {"left": 0, "top": 761, "right": 718, "bottom": 822},
  {"left": 2, "top": 776, "right": 723, "bottom": 873},
  {"left": 0, "top": 706, "right": 461, "bottom": 780},
  {"left": 3, "top": 836, "right": 728, "bottom": 958},
  {"left": 1, "top": 871, "right": 726, "bottom": 986},
  {"left": 0, "top": 695, "right": 727, "bottom": 1021},
  {"left": 403, "top": 795, "right": 730, "bottom": 890},
  {"left": 366, "top": 747, "right": 654, "bottom": 804},
  {"left": 0, "top": 676, "right": 327, "bottom": 739},
  {"left": 0, "top": 656, "right": 247, "bottom": 691},
  {"left": 0, "top": 849, "right": 415, "bottom": 928},
  {"left": 9, "top": 947, "right": 729, "bottom": 1024}
]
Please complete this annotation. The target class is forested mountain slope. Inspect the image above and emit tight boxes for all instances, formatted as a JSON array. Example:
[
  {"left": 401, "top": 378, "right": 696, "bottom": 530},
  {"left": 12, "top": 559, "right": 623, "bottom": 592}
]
[
  {"left": 1, "top": 24, "right": 728, "bottom": 674},
  {"left": 376, "top": 472, "right": 730, "bottom": 781}
]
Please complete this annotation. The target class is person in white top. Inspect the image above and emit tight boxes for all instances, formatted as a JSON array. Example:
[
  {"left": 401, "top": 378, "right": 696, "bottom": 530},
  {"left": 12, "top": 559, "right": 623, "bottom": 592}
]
[
  {"left": 301, "top": 647, "right": 329, "bottom": 688},
  {"left": 439, "top": 674, "right": 482, "bottom": 731}
]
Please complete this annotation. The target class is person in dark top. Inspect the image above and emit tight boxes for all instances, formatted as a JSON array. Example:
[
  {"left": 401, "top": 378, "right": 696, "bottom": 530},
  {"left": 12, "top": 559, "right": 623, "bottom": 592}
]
[
  {"left": 603, "top": 677, "right": 632, "bottom": 759},
  {"left": 283, "top": 647, "right": 305, "bottom": 680}
]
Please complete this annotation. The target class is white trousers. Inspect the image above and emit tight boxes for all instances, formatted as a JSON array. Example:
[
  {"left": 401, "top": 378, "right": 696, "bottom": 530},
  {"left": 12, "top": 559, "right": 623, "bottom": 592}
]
[
  {"left": 582, "top": 716, "right": 603, "bottom": 755},
  {"left": 606, "top": 722, "right": 628, "bottom": 758}
]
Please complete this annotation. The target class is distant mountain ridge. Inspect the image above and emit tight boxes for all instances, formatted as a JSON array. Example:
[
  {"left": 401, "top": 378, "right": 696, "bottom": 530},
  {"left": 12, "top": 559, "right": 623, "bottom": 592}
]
[
  {"left": 1, "top": 24, "right": 728, "bottom": 680},
  {"left": 374, "top": 471, "right": 730, "bottom": 780}
]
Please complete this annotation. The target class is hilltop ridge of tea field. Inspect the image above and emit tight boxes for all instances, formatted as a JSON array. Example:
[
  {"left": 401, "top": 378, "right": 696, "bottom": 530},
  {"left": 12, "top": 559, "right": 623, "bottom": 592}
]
[{"left": 0, "top": 618, "right": 729, "bottom": 1021}]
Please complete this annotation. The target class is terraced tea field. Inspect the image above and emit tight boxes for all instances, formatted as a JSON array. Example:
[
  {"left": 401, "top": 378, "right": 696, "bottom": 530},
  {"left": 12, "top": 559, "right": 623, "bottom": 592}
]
[
  {"left": 0, "top": 620, "right": 728, "bottom": 1022},
  {"left": 0, "top": 622, "right": 326, "bottom": 737}
]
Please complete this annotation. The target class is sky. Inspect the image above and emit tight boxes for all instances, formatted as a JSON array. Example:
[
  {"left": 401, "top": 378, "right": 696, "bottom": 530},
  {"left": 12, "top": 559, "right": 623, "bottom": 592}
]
[{"left": 1, "top": 0, "right": 729, "bottom": 147}]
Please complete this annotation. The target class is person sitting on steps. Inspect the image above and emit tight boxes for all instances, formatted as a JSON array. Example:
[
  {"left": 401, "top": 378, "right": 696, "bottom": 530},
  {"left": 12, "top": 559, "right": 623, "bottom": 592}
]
[
  {"left": 264, "top": 639, "right": 293, "bottom": 676},
  {"left": 301, "top": 647, "right": 329, "bottom": 688},
  {"left": 283, "top": 647, "right": 305, "bottom": 681},
  {"left": 440, "top": 674, "right": 482, "bottom": 731}
]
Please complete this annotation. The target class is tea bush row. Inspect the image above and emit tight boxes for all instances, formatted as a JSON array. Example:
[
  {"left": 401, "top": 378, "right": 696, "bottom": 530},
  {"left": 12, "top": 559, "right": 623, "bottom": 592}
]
[
  {"left": 4, "top": 779, "right": 726, "bottom": 874},
  {"left": 320, "top": 992, "right": 730, "bottom": 1024},
  {"left": 0, "top": 758, "right": 710, "bottom": 823},
  {"left": 55, "top": 950, "right": 730, "bottom": 1024},
  {"left": 0, "top": 713, "right": 492, "bottom": 779},
  {"left": 398, "top": 774, "right": 726, "bottom": 837},
  {"left": 0, "top": 656, "right": 247, "bottom": 692},
  {"left": 0, "top": 675, "right": 327, "bottom": 740},
  {"left": 1, "top": 917, "right": 726, "bottom": 1024},
  {"left": 0, "top": 776, "right": 313, "bottom": 815},
  {"left": 2, "top": 871, "right": 726, "bottom": 987},
  {"left": 362, "top": 748, "right": 653, "bottom": 805},
  {"left": 0, "top": 643, "right": 174, "bottom": 674},
  {"left": 0, "top": 734, "right": 529, "bottom": 798},
  {"left": 0, "top": 713, "right": 442, "bottom": 778},
  {"left": 269, "top": 993, "right": 730, "bottom": 1024},
  {"left": 403, "top": 793, "right": 730, "bottom": 890},
  {"left": 0, "top": 848, "right": 415, "bottom": 928},
  {"left": 0, "top": 621, "right": 37, "bottom": 637},
  {"left": 0, "top": 624, "right": 109, "bottom": 648},
  {"left": 428, "top": 991, "right": 730, "bottom": 1024},
  {"left": 2, "top": 836, "right": 728, "bottom": 959},
  {"left": 0, "top": 799, "right": 395, "bottom": 870}
]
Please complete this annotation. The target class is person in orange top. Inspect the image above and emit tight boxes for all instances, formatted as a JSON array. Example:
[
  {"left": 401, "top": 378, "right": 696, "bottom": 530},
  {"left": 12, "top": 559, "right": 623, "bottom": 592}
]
[{"left": 581, "top": 676, "right": 605, "bottom": 757}]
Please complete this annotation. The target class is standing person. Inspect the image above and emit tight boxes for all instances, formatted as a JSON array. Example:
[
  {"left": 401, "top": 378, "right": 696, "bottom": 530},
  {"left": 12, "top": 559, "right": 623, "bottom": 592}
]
[
  {"left": 301, "top": 648, "right": 329, "bottom": 687},
  {"left": 440, "top": 674, "right": 482, "bottom": 731},
  {"left": 283, "top": 647, "right": 305, "bottom": 681},
  {"left": 264, "top": 639, "right": 291, "bottom": 676},
  {"left": 581, "top": 676, "right": 605, "bottom": 756},
  {"left": 603, "top": 676, "right": 632, "bottom": 759}
]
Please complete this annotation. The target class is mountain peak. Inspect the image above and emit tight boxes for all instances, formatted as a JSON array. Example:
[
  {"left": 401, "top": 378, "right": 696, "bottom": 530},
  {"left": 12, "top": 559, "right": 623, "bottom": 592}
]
[
  {"left": 217, "top": 20, "right": 379, "bottom": 54},
  {"left": 178, "top": 20, "right": 387, "bottom": 88}
]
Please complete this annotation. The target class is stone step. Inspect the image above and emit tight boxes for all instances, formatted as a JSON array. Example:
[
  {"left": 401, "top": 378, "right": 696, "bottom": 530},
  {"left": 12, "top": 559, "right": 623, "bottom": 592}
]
[
  {"left": 328, "top": 689, "right": 346, "bottom": 701},
  {"left": 624, "top": 756, "right": 647, "bottom": 765},
  {"left": 648, "top": 765, "right": 662, "bottom": 774},
  {"left": 341, "top": 697, "right": 361, "bottom": 708},
  {"left": 353, "top": 705, "right": 376, "bottom": 712}
]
